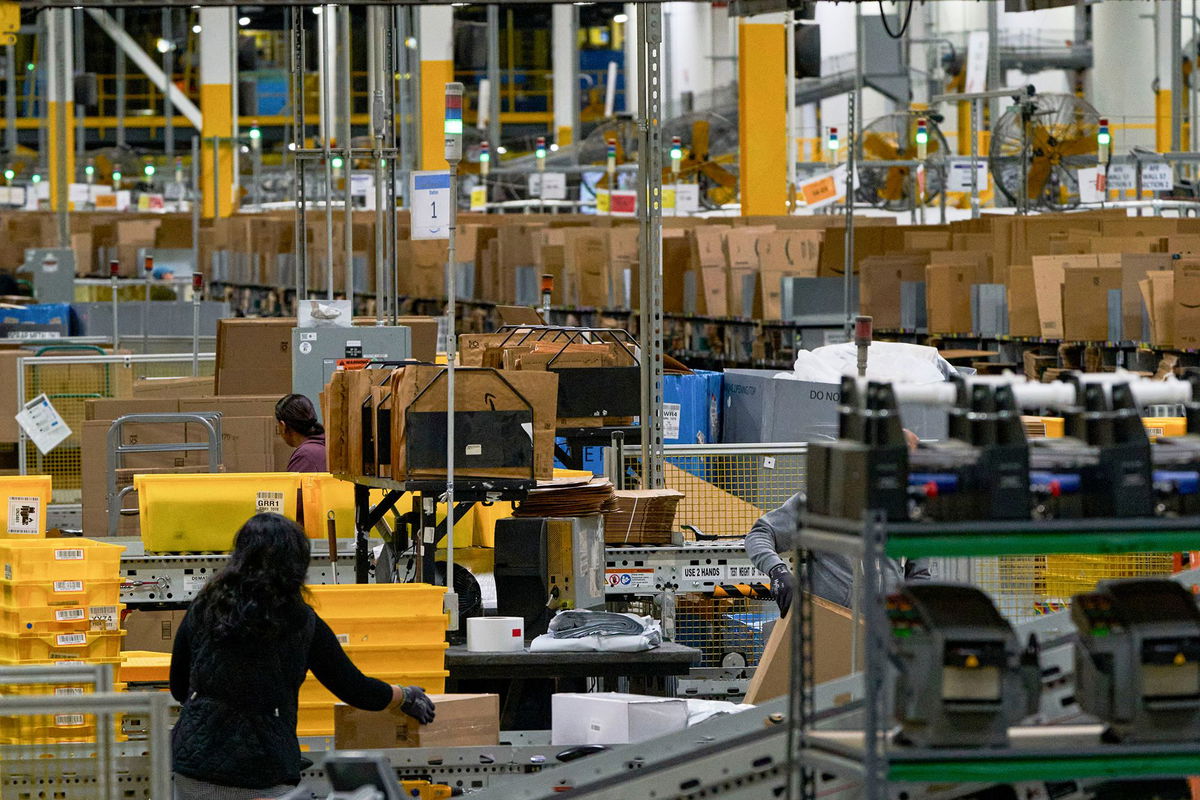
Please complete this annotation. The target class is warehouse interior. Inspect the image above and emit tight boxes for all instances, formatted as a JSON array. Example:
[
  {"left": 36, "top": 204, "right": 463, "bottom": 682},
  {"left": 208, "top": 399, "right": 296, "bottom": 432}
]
[{"left": 9, "top": 0, "right": 1200, "bottom": 798}]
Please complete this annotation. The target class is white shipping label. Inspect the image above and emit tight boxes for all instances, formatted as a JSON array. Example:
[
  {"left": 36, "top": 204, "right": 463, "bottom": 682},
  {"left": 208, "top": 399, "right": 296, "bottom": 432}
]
[
  {"left": 674, "top": 183, "right": 701, "bottom": 214},
  {"left": 15, "top": 393, "right": 72, "bottom": 455},
  {"left": 90, "top": 605, "right": 119, "bottom": 631},
  {"left": 54, "top": 548, "right": 84, "bottom": 561},
  {"left": 54, "top": 580, "right": 83, "bottom": 593},
  {"left": 465, "top": 444, "right": 483, "bottom": 456},
  {"left": 336, "top": 634, "right": 350, "bottom": 645},
  {"left": 55, "top": 633, "right": 87, "bottom": 647},
  {"left": 662, "top": 403, "right": 681, "bottom": 440},
  {"left": 256, "top": 491, "right": 284, "bottom": 514},
  {"left": 7, "top": 496, "right": 40, "bottom": 536},
  {"left": 55, "top": 687, "right": 84, "bottom": 697},
  {"left": 55, "top": 714, "right": 86, "bottom": 727},
  {"left": 55, "top": 608, "right": 87, "bottom": 622}
]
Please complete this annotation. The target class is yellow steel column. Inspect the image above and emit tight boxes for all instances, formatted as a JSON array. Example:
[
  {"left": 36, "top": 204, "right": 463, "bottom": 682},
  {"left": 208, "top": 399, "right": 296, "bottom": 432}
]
[
  {"left": 200, "top": 8, "right": 235, "bottom": 217},
  {"left": 419, "top": 6, "right": 454, "bottom": 171},
  {"left": 738, "top": 15, "right": 788, "bottom": 216},
  {"left": 45, "top": 9, "right": 75, "bottom": 213}
]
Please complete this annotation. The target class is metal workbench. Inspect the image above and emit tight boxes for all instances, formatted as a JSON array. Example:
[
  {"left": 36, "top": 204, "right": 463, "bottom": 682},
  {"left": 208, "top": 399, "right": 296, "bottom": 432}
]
[{"left": 445, "top": 642, "right": 700, "bottom": 681}]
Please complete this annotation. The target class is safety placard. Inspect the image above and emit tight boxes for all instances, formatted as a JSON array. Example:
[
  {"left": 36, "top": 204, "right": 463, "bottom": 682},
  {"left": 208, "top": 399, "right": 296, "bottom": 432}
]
[
  {"left": 947, "top": 159, "right": 989, "bottom": 193},
  {"left": 1076, "top": 167, "right": 1105, "bottom": 204},
  {"left": 800, "top": 165, "right": 856, "bottom": 209},
  {"left": 681, "top": 565, "right": 724, "bottom": 582},
  {"left": 529, "top": 172, "right": 567, "bottom": 200},
  {"left": 410, "top": 171, "right": 452, "bottom": 240},
  {"left": 469, "top": 186, "right": 487, "bottom": 211},
  {"left": 1106, "top": 164, "right": 1136, "bottom": 190},
  {"left": 7, "top": 496, "right": 40, "bottom": 536},
  {"left": 184, "top": 574, "right": 210, "bottom": 594},
  {"left": 596, "top": 191, "right": 611, "bottom": 214},
  {"left": 610, "top": 190, "right": 638, "bottom": 216},
  {"left": 16, "top": 393, "right": 71, "bottom": 455},
  {"left": 1142, "top": 162, "right": 1174, "bottom": 192},
  {"left": 605, "top": 568, "right": 655, "bottom": 589},
  {"left": 674, "top": 183, "right": 700, "bottom": 214}
]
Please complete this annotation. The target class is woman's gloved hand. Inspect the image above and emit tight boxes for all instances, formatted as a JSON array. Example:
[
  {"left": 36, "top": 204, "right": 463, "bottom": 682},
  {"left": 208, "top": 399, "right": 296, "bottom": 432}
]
[
  {"left": 769, "top": 564, "right": 794, "bottom": 617},
  {"left": 394, "top": 685, "right": 436, "bottom": 724}
]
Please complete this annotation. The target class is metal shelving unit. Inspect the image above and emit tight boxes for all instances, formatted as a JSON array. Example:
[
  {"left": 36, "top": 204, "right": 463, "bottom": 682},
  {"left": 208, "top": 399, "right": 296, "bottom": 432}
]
[{"left": 792, "top": 512, "right": 1200, "bottom": 800}]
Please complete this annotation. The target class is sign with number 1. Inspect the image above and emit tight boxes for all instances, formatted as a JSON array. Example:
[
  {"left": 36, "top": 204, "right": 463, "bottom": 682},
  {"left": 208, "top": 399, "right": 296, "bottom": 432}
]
[{"left": 410, "top": 171, "right": 452, "bottom": 240}]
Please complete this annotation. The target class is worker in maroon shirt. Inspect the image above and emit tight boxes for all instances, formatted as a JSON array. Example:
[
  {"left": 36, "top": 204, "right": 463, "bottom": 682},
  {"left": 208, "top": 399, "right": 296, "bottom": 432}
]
[{"left": 275, "top": 394, "right": 327, "bottom": 472}]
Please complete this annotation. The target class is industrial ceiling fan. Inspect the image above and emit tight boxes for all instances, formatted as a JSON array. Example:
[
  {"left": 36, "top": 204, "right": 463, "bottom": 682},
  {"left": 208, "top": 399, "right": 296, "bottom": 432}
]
[
  {"left": 989, "top": 91, "right": 1100, "bottom": 211},
  {"left": 855, "top": 110, "right": 950, "bottom": 211}
]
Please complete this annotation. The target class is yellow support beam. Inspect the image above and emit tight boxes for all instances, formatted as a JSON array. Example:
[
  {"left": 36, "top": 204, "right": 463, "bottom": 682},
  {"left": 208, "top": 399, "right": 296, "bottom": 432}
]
[
  {"left": 1156, "top": 90, "right": 1172, "bottom": 154},
  {"left": 200, "top": 83, "right": 234, "bottom": 217},
  {"left": 737, "top": 18, "right": 788, "bottom": 216},
  {"left": 420, "top": 59, "right": 454, "bottom": 171}
]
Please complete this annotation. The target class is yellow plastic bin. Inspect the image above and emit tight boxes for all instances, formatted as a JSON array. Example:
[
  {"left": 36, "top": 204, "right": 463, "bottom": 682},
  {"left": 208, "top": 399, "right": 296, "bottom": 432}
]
[
  {"left": 0, "top": 603, "right": 124, "bottom": 635},
  {"left": 1, "top": 476, "right": 52, "bottom": 538},
  {"left": 120, "top": 651, "right": 171, "bottom": 683},
  {"left": 299, "top": 669, "right": 449, "bottom": 706},
  {"left": 0, "top": 539, "right": 124, "bottom": 583},
  {"left": 136, "top": 473, "right": 304, "bottom": 552},
  {"left": 1143, "top": 417, "right": 1187, "bottom": 442},
  {"left": 307, "top": 583, "right": 447, "bottom": 619},
  {"left": 0, "top": 629, "right": 125, "bottom": 664},
  {"left": 299, "top": 474, "right": 390, "bottom": 540},
  {"left": 340, "top": 642, "right": 449, "bottom": 674},
  {"left": 325, "top": 614, "right": 449, "bottom": 646},
  {"left": 1, "top": 578, "right": 121, "bottom": 609}
]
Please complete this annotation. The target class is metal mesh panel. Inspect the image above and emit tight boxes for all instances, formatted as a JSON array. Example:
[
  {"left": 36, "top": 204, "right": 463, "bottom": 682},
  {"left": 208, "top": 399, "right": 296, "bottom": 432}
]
[
  {"left": 674, "top": 594, "right": 779, "bottom": 669},
  {"left": 623, "top": 445, "right": 807, "bottom": 540},
  {"left": 19, "top": 355, "right": 216, "bottom": 503}
]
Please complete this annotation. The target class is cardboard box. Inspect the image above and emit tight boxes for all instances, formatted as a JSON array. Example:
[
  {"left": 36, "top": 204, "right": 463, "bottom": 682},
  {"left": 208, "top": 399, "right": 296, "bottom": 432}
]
[
  {"left": 215, "top": 319, "right": 294, "bottom": 396},
  {"left": 1099, "top": 252, "right": 1170, "bottom": 341},
  {"left": 1176, "top": 261, "right": 1200, "bottom": 351},
  {"left": 1030, "top": 255, "right": 1095, "bottom": 339},
  {"left": 395, "top": 316, "right": 440, "bottom": 363},
  {"left": 1006, "top": 264, "right": 1040, "bottom": 338},
  {"left": 551, "top": 693, "right": 688, "bottom": 745},
  {"left": 859, "top": 255, "right": 926, "bottom": 329},
  {"left": 1062, "top": 266, "right": 1121, "bottom": 342},
  {"left": 123, "top": 609, "right": 187, "bottom": 652},
  {"left": 925, "top": 262, "right": 972, "bottom": 335},
  {"left": 744, "top": 595, "right": 863, "bottom": 704},
  {"left": 334, "top": 694, "right": 499, "bottom": 749},
  {"left": 82, "top": 462, "right": 223, "bottom": 538},
  {"left": 1150, "top": 270, "right": 1176, "bottom": 347},
  {"left": 132, "top": 376, "right": 215, "bottom": 399}
]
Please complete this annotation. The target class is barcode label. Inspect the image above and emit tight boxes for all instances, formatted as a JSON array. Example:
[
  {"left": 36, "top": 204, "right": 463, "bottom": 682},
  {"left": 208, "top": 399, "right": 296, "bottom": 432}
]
[
  {"left": 54, "top": 660, "right": 84, "bottom": 666},
  {"left": 55, "top": 608, "right": 86, "bottom": 622},
  {"left": 54, "top": 549, "right": 84, "bottom": 561},
  {"left": 55, "top": 633, "right": 87, "bottom": 647},
  {"left": 55, "top": 687, "right": 84, "bottom": 696},
  {"left": 256, "top": 491, "right": 285, "bottom": 514},
  {"left": 336, "top": 634, "right": 350, "bottom": 645},
  {"left": 90, "top": 605, "right": 118, "bottom": 631},
  {"left": 53, "top": 580, "right": 83, "bottom": 593},
  {"left": 1147, "top": 427, "right": 1165, "bottom": 439},
  {"left": 54, "top": 714, "right": 86, "bottom": 727}
]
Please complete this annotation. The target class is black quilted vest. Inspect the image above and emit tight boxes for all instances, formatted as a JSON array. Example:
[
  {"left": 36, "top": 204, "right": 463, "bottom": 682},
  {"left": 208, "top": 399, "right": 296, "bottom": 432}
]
[{"left": 171, "top": 601, "right": 317, "bottom": 789}]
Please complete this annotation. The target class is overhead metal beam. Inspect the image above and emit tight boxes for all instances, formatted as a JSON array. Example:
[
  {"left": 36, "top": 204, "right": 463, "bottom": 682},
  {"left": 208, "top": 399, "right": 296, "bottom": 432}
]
[{"left": 84, "top": 8, "right": 202, "bottom": 129}]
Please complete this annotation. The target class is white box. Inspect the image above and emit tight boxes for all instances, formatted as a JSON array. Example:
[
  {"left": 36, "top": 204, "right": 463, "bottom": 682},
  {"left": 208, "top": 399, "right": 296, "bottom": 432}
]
[{"left": 551, "top": 693, "right": 689, "bottom": 745}]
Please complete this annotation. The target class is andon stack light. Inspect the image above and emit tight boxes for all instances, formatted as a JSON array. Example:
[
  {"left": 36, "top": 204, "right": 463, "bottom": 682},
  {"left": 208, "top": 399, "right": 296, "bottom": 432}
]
[
  {"left": 670, "top": 136, "right": 682, "bottom": 179},
  {"left": 1098, "top": 117, "right": 1111, "bottom": 164},
  {"left": 479, "top": 140, "right": 490, "bottom": 178},
  {"left": 915, "top": 118, "right": 929, "bottom": 161},
  {"left": 535, "top": 136, "right": 547, "bottom": 171},
  {"left": 827, "top": 127, "right": 840, "bottom": 161}
]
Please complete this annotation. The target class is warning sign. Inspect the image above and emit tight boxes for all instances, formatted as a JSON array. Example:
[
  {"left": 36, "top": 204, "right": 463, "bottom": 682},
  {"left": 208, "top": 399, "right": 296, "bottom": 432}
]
[
  {"left": 7, "top": 496, "right": 40, "bottom": 536},
  {"left": 256, "top": 492, "right": 285, "bottom": 514}
]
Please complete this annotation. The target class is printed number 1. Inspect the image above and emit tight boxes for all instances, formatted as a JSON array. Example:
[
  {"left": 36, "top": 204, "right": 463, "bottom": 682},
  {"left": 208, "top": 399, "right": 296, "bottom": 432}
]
[{"left": 431, "top": 201, "right": 437, "bottom": 219}]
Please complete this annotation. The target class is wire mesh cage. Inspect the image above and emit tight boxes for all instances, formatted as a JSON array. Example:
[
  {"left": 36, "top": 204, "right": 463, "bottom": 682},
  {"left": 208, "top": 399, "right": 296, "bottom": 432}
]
[
  {"left": 673, "top": 593, "right": 779, "bottom": 669},
  {"left": 623, "top": 445, "right": 808, "bottom": 540},
  {"left": 18, "top": 354, "right": 216, "bottom": 503}
]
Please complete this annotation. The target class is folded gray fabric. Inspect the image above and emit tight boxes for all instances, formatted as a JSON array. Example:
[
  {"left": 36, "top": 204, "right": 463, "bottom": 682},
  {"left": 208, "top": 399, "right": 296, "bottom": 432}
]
[{"left": 549, "top": 610, "right": 646, "bottom": 639}]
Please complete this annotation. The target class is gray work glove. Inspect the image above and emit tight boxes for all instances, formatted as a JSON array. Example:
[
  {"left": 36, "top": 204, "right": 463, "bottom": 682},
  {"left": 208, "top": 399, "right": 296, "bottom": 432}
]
[
  {"left": 400, "top": 686, "right": 436, "bottom": 724},
  {"left": 769, "top": 564, "right": 794, "bottom": 617}
]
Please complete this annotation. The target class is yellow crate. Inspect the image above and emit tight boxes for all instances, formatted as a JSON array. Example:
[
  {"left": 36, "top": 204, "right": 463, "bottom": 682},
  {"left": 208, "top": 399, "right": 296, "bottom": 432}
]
[
  {"left": 0, "top": 630, "right": 125, "bottom": 664},
  {"left": 326, "top": 614, "right": 449, "bottom": 646},
  {"left": 1022, "top": 416, "right": 1065, "bottom": 439},
  {"left": 1, "top": 578, "right": 121, "bottom": 608},
  {"left": 0, "top": 681, "right": 127, "bottom": 696},
  {"left": 0, "top": 538, "right": 124, "bottom": 582},
  {"left": 2, "top": 476, "right": 52, "bottom": 538},
  {"left": 137, "top": 472, "right": 304, "bottom": 552},
  {"left": 339, "top": 642, "right": 448, "bottom": 675},
  {"left": 307, "top": 584, "right": 447, "bottom": 619},
  {"left": 299, "top": 474, "right": 391, "bottom": 540},
  {"left": 299, "top": 669, "right": 449, "bottom": 706},
  {"left": 0, "top": 602, "right": 123, "bottom": 635},
  {"left": 1143, "top": 417, "right": 1187, "bottom": 442},
  {"left": 120, "top": 650, "right": 171, "bottom": 683}
]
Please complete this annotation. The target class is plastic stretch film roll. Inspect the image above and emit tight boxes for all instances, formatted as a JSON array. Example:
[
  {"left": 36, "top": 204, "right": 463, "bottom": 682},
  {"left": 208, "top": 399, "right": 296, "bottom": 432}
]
[{"left": 467, "top": 616, "right": 525, "bottom": 652}]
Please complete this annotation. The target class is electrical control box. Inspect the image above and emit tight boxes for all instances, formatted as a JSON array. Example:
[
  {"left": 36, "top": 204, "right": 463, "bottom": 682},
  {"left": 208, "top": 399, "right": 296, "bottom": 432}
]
[
  {"left": 17, "top": 248, "right": 75, "bottom": 305},
  {"left": 291, "top": 326, "right": 411, "bottom": 419}
]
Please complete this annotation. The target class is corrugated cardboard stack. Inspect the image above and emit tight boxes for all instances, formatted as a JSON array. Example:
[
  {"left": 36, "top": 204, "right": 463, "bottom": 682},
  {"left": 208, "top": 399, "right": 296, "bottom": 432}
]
[
  {"left": 603, "top": 489, "right": 685, "bottom": 545},
  {"left": 0, "top": 538, "right": 125, "bottom": 743},
  {"left": 298, "top": 584, "right": 450, "bottom": 737}
]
